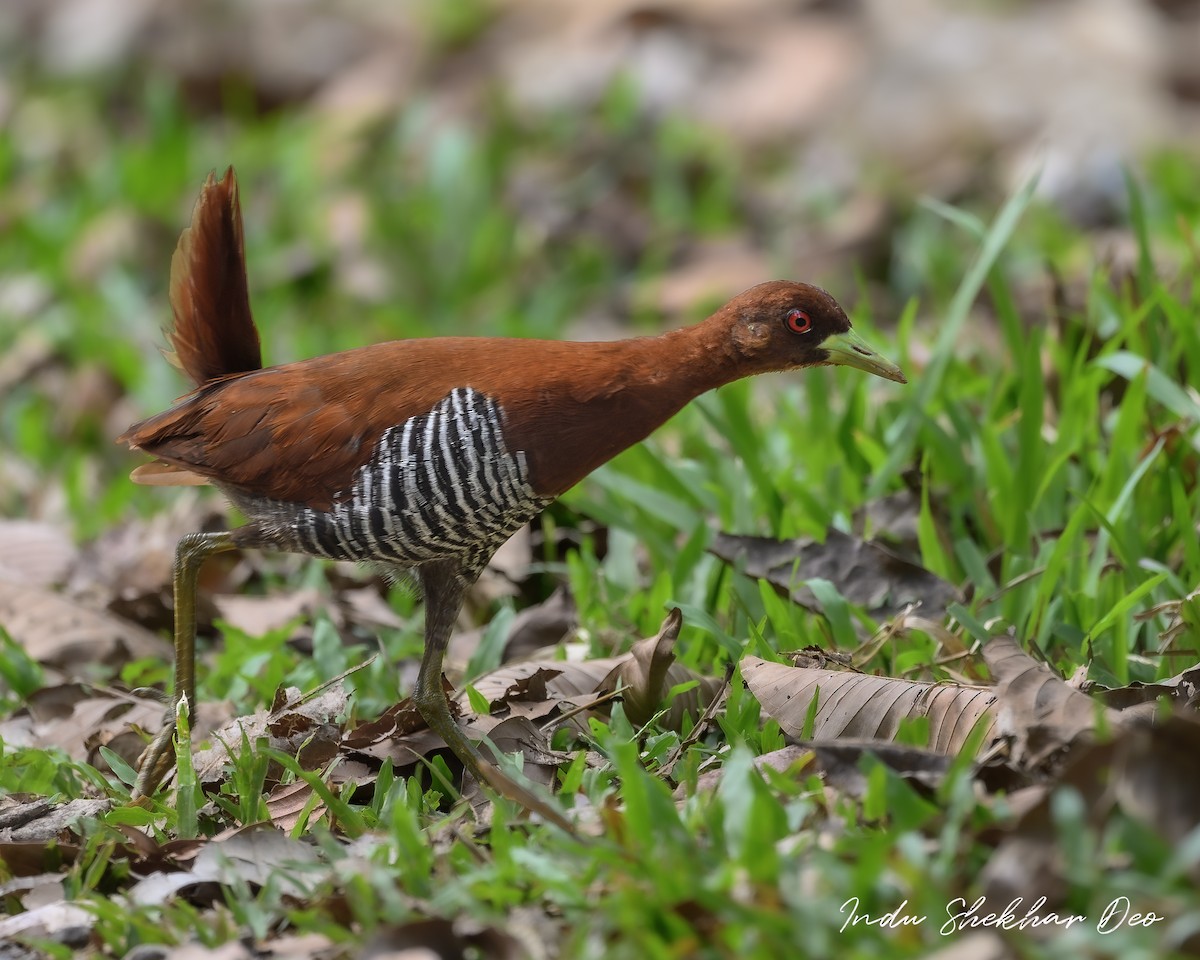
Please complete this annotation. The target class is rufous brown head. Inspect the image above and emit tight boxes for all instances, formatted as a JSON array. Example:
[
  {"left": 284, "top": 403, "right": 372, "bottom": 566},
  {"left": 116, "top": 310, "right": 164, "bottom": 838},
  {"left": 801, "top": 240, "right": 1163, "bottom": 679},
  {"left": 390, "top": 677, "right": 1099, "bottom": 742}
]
[{"left": 721, "top": 280, "right": 906, "bottom": 383}]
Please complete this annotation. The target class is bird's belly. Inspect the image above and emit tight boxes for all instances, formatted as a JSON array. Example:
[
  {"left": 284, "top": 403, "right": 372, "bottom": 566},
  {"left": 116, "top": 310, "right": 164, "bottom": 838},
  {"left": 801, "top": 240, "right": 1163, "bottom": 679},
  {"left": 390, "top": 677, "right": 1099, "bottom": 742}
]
[{"left": 235, "top": 388, "right": 551, "bottom": 573}]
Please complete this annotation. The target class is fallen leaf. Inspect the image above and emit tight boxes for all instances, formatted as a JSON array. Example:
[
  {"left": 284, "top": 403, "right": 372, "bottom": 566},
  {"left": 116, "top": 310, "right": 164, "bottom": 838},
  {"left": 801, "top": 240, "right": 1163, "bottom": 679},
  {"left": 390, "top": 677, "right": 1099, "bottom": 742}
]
[
  {"left": 0, "top": 900, "right": 93, "bottom": 946},
  {"left": 981, "top": 738, "right": 1117, "bottom": 908},
  {"left": 362, "top": 917, "right": 524, "bottom": 960},
  {"left": 0, "top": 684, "right": 165, "bottom": 766},
  {"left": 692, "top": 739, "right": 954, "bottom": 800},
  {"left": 191, "top": 824, "right": 322, "bottom": 898},
  {"left": 190, "top": 685, "right": 349, "bottom": 787},
  {"left": 0, "top": 582, "right": 167, "bottom": 677},
  {"left": 464, "top": 715, "right": 573, "bottom": 789},
  {"left": 741, "top": 655, "right": 995, "bottom": 754},
  {"left": 1079, "top": 659, "right": 1200, "bottom": 711},
  {"left": 596, "top": 608, "right": 720, "bottom": 729},
  {"left": 338, "top": 585, "right": 405, "bottom": 631},
  {"left": 469, "top": 611, "right": 723, "bottom": 733},
  {"left": 343, "top": 693, "right": 439, "bottom": 753},
  {"left": 711, "top": 529, "right": 960, "bottom": 627},
  {"left": 851, "top": 488, "right": 925, "bottom": 555},
  {"left": 67, "top": 497, "right": 228, "bottom": 632},
  {"left": 0, "top": 840, "right": 83, "bottom": 877},
  {"left": 449, "top": 588, "right": 576, "bottom": 671},
  {"left": 795, "top": 738, "right": 955, "bottom": 799},
  {"left": 0, "top": 798, "right": 109, "bottom": 843},
  {"left": 212, "top": 588, "right": 322, "bottom": 637},
  {"left": 125, "top": 870, "right": 219, "bottom": 908},
  {"left": 0, "top": 520, "right": 76, "bottom": 588},
  {"left": 264, "top": 781, "right": 324, "bottom": 833},
  {"left": 1112, "top": 712, "right": 1200, "bottom": 846},
  {"left": 918, "top": 931, "right": 1017, "bottom": 960},
  {"left": 504, "top": 587, "right": 576, "bottom": 659},
  {"left": 982, "top": 633, "right": 1126, "bottom": 774}
]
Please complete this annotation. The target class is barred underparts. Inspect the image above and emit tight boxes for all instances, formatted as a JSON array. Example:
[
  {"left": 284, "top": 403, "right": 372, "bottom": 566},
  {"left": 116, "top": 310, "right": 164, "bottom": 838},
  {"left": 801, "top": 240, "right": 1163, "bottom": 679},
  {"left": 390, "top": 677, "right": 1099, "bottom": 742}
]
[{"left": 282, "top": 388, "right": 548, "bottom": 574}]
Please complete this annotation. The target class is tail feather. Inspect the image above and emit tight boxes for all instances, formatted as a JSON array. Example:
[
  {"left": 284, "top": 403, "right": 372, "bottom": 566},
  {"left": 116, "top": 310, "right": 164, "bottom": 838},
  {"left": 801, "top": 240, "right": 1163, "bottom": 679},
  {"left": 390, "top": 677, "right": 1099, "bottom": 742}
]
[{"left": 166, "top": 167, "right": 262, "bottom": 387}]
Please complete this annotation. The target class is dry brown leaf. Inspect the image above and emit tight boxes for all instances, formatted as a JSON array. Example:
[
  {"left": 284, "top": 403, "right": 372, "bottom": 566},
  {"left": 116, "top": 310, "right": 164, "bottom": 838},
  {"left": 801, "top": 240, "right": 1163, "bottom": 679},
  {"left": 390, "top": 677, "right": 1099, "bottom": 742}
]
[
  {"left": 595, "top": 608, "right": 722, "bottom": 730},
  {"left": 345, "top": 690, "right": 572, "bottom": 787},
  {"left": 343, "top": 693, "right": 440, "bottom": 751},
  {"left": 0, "top": 520, "right": 76, "bottom": 588},
  {"left": 712, "top": 530, "right": 960, "bottom": 627},
  {"left": 338, "top": 585, "right": 405, "bottom": 631},
  {"left": 0, "top": 899, "right": 93, "bottom": 945},
  {"left": 191, "top": 824, "right": 322, "bottom": 897},
  {"left": 692, "top": 739, "right": 954, "bottom": 800},
  {"left": 449, "top": 588, "right": 576, "bottom": 672},
  {"left": 67, "top": 497, "right": 227, "bottom": 630},
  {"left": 693, "top": 743, "right": 813, "bottom": 793},
  {"left": 469, "top": 660, "right": 603, "bottom": 707},
  {"left": 919, "top": 931, "right": 1017, "bottom": 960},
  {"left": 1112, "top": 712, "right": 1200, "bottom": 846},
  {"left": 981, "top": 738, "right": 1117, "bottom": 908},
  {"left": 125, "top": 870, "right": 219, "bottom": 908},
  {"left": 464, "top": 715, "right": 574, "bottom": 789},
  {"left": 468, "top": 610, "right": 722, "bottom": 733},
  {"left": 0, "top": 798, "right": 109, "bottom": 843},
  {"left": 264, "top": 781, "right": 324, "bottom": 833},
  {"left": 347, "top": 613, "right": 716, "bottom": 788},
  {"left": 504, "top": 587, "right": 576, "bottom": 659},
  {"left": 0, "top": 581, "right": 167, "bottom": 677},
  {"left": 852, "top": 489, "right": 925, "bottom": 555},
  {"left": 212, "top": 588, "right": 322, "bottom": 637},
  {"left": 982, "top": 710, "right": 1200, "bottom": 910},
  {"left": 257, "top": 932, "right": 342, "bottom": 960},
  {"left": 982, "top": 633, "right": 1127, "bottom": 774},
  {"left": 795, "top": 738, "right": 955, "bottom": 799},
  {"left": 1079, "top": 659, "right": 1200, "bottom": 711},
  {"left": 362, "top": 917, "right": 524, "bottom": 960},
  {"left": 742, "top": 655, "right": 996, "bottom": 754},
  {"left": 0, "top": 684, "right": 164, "bottom": 766},
  {"left": 0, "top": 840, "right": 83, "bottom": 878},
  {"left": 189, "top": 686, "right": 349, "bottom": 787},
  {"left": 599, "top": 609, "right": 684, "bottom": 726}
]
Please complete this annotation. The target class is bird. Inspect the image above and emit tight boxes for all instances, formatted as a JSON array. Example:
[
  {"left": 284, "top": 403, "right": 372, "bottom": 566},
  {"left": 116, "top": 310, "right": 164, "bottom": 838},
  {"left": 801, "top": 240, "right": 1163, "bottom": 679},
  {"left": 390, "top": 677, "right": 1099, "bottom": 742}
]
[{"left": 119, "top": 167, "right": 906, "bottom": 827}]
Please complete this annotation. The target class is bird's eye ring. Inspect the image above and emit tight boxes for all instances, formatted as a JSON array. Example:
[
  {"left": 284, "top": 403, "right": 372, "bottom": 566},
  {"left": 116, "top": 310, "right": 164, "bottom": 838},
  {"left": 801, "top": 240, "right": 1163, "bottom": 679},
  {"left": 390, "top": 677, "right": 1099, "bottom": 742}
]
[{"left": 785, "top": 308, "right": 812, "bottom": 334}]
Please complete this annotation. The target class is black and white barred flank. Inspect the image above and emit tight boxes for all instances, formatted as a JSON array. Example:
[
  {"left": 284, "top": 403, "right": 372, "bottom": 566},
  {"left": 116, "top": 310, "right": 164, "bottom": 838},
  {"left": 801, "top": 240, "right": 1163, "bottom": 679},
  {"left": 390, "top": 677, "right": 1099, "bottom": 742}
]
[{"left": 262, "top": 388, "right": 548, "bottom": 575}]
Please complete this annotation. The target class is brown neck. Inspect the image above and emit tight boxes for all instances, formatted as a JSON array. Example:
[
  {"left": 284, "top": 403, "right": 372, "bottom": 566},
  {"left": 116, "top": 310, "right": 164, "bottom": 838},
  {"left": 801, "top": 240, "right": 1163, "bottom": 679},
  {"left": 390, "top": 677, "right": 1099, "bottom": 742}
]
[
  {"left": 502, "top": 314, "right": 753, "bottom": 497},
  {"left": 627, "top": 310, "right": 754, "bottom": 395}
]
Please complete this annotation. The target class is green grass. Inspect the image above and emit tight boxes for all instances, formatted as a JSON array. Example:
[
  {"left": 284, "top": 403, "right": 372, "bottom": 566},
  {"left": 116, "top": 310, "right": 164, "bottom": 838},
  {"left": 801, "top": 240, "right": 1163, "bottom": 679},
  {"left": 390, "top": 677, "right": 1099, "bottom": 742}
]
[{"left": 3, "top": 73, "right": 1200, "bottom": 958}]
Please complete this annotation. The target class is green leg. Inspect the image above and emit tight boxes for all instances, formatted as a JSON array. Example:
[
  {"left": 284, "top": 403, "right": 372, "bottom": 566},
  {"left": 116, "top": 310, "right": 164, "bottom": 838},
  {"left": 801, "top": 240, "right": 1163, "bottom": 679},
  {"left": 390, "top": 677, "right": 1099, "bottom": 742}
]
[
  {"left": 416, "top": 560, "right": 575, "bottom": 833},
  {"left": 133, "top": 530, "right": 237, "bottom": 799}
]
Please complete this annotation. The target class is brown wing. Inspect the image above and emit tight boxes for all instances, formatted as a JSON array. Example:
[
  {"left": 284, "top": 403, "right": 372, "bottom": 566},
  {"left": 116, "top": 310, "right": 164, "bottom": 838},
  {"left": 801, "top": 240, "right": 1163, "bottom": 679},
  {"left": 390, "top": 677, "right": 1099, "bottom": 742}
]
[
  {"left": 119, "top": 338, "right": 591, "bottom": 509},
  {"left": 166, "top": 167, "right": 262, "bottom": 386}
]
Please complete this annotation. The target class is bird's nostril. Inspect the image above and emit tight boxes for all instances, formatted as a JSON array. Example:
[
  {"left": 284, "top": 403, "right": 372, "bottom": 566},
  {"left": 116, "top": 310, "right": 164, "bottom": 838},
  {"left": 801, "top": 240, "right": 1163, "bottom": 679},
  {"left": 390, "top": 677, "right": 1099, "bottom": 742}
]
[{"left": 853, "top": 346, "right": 872, "bottom": 357}]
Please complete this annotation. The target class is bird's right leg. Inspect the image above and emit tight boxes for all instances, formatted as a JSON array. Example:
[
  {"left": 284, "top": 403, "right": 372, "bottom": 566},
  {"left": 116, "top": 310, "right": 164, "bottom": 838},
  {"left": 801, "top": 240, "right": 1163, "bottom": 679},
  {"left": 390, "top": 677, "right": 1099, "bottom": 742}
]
[
  {"left": 133, "top": 530, "right": 237, "bottom": 799},
  {"left": 415, "top": 559, "right": 575, "bottom": 833}
]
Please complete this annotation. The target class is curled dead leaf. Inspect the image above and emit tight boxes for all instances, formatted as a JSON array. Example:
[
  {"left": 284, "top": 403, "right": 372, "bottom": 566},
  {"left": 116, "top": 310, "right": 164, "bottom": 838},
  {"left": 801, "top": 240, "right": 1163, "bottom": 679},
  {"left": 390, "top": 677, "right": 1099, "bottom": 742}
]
[
  {"left": 467, "top": 610, "right": 722, "bottom": 734},
  {"left": 982, "top": 633, "right": 1128, "bottom": 774}
]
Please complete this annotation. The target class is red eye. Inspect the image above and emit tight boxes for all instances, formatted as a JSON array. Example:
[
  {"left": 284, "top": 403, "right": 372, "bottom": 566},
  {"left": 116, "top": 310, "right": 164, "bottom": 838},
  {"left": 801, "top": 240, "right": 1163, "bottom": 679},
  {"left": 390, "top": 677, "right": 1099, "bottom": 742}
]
[{"left": 785, "top": 308, "right": 811, "bottom": 334}]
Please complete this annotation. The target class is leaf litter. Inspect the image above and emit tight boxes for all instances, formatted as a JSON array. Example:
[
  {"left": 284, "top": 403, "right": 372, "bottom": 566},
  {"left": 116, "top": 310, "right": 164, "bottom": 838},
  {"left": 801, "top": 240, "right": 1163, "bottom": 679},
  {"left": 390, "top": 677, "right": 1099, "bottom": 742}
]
[{"left": 5, "top": 494, "right": 1200, "bottom": 954}]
